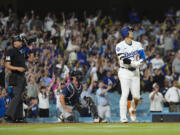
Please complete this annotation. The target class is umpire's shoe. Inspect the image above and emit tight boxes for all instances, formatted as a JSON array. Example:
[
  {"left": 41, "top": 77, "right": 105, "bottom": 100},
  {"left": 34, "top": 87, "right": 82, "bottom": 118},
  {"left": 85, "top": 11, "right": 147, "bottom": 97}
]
[
  {"left": 4, "top": 115, "right": 15, "bottom": 123},
  {"left": 15, "top": 118, "right": 27, "bottom": 123}
]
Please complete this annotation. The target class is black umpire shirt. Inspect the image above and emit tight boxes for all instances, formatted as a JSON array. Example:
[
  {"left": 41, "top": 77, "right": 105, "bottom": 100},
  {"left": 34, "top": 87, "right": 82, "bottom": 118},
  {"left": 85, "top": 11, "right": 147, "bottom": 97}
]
[{"left": 5, "top": 47, "right": 26, "bottom": 75}]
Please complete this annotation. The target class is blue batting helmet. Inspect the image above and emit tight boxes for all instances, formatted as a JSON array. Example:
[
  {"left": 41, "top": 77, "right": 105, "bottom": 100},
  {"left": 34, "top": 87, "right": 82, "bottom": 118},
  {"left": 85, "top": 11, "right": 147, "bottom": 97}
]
[{"left": 121, "top": 26, "right": 134, "bottom": 39}]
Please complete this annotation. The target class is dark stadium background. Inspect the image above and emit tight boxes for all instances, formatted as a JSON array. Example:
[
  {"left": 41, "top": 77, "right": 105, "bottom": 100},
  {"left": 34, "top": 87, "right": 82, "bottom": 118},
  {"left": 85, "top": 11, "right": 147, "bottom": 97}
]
[{"left": 0, "top": 0, "right": 180, "bottom": 22}]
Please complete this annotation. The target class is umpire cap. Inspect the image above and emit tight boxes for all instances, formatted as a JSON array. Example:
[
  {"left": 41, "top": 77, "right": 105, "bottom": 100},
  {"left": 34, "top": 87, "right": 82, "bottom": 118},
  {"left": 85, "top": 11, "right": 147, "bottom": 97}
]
[
  {"left": 121, "top": 26, "right": 134, "bottom": 39},
  {"left": 12, "top": 34, "right": 27, "bottom": 43},
  {"left": 12, "top": 35, "right": 23, "bottom": 42}
]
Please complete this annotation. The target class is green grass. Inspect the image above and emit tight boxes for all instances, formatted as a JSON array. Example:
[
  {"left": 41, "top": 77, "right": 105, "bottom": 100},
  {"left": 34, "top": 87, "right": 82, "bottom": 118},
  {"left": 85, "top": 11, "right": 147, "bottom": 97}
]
[{"left": 0, "top": 123, "right": 180, "bottom": 135}]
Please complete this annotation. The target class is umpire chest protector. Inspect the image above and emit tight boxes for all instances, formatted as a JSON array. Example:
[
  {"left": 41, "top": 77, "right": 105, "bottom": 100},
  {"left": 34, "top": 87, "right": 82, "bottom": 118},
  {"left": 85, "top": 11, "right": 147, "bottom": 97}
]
[{"left": 65, "top": 83, "right": 83, "bottom": 106}]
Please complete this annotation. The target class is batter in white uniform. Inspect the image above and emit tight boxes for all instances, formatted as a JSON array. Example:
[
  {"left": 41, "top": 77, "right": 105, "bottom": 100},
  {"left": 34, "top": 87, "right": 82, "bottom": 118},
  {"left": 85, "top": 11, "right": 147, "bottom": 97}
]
[{"left": 116, "top": 26, "right": 146, "bottom": 123}]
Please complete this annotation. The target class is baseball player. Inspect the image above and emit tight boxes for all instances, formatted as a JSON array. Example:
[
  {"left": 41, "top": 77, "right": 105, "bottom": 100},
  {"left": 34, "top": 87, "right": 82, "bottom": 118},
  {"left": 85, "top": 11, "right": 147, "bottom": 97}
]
[
  {"left": 116, "top": 26, "right": 146, "bottom": 122},
  {"left": 59, "top": 71, "right": 105, "bottom": 123}
]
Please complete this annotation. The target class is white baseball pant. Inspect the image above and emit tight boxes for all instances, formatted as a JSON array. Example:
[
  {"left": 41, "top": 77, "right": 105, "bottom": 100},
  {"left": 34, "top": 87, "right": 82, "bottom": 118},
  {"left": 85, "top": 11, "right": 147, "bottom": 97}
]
[{"left": 118, "top": 68, "right": 140, "bottom": 121}]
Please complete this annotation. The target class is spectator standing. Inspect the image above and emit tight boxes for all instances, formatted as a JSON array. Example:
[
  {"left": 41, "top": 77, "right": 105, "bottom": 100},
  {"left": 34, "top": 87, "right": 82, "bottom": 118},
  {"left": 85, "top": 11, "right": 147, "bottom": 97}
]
[
  {"left": 159, "top": 79, "right": 170, "bottom": 97},
  {"left": 54, "top": 79, "right": 65, "bottom": 117},
  {"left": 80, "top": 77, "right": 94, "bottom": 117},
  {"left": 26, "top": 76, "right": 37, "bottom": 98},
  {"left": 0, "top": 89, "right": 7, "bottom": 119},
  {"left": 90, "top": 59, "right": 99, "bottom": 82},
  {"left": 142, "top": 68, "right": 153, "bottom": 92},
  {"left": 36, "top": 80, "right": 52, "bottom": 117},
  {"left": 172, "top": 50, "right": 180, "bottom": 81},
  {"left": 40, "top": 70, "right": 52, "bottom": 87},
  {"left": 149, "top": 83, "right": 164, "bottom": 112},
  {"left": 96, "top": 81, "right": 111, "bottom": 121},
  {"left": 164, "top": 30, "right": 174, "bottom": 55},
  {"left": 153, "top": 68, "right": 165, "bottom": 89},
  {"left": 165, "top": 80, "right": 180, "bottom": 112},
  {"left": 80, "top": 76, "right": 94, "bottom": 105},
  {"left": 103, "top": 70, "right": 115, "bottom": 87}
]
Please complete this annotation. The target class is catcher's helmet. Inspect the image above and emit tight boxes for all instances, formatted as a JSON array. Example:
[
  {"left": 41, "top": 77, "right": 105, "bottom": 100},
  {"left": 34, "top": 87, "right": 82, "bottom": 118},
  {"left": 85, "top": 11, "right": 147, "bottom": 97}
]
[
  {"left": 70, "top": 70, "right": 82, "bottom": 81},
  {"left": 121, "top": 26, "right": 134, "bottom": 39}
]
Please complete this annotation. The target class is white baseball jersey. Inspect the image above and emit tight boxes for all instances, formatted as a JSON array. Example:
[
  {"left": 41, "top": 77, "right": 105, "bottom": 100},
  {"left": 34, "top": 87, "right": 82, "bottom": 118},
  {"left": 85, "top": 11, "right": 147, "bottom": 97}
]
[
  {"left": 116, "top": 40, "right": 145, "bottom": 122},
  {"left": 116, "top": 40, "right": 144, "bottom": 78}
]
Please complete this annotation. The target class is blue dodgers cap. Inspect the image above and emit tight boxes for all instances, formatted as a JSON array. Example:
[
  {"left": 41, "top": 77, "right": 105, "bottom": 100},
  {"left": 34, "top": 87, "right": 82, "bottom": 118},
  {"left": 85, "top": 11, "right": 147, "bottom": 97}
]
[{"left": 121, "top": 26, "right": 134, "bottom": 38}]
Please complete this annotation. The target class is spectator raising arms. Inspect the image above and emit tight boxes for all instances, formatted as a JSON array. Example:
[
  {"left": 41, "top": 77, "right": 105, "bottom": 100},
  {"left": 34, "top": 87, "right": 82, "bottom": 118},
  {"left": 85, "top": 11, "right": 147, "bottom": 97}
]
[{"left": 36, "top": 78, "right": 53, "bottom": 117}]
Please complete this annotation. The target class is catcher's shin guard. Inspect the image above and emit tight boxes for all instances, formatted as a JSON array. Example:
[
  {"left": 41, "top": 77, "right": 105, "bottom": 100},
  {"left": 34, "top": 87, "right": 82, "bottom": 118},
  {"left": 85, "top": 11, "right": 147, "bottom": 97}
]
[{"left": 65, "top": 116, "right": 75, "bottom": 123}]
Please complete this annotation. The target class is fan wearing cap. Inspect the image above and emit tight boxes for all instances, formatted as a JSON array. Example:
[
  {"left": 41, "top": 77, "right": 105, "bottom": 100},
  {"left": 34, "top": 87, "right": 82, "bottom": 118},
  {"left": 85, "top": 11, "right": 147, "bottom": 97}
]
[
  {"left": 115, "top": 26, "right": 146, "bottom": 123},
  {"left": 4, "top": 34, "right": 31, "bottom": 123}
]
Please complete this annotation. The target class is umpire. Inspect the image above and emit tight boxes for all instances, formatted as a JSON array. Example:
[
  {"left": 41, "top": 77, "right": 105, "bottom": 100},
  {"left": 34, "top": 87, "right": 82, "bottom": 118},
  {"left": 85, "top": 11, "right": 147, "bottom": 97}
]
[{"left": 4, "top": 35, "right": 28, "bottom": 123}]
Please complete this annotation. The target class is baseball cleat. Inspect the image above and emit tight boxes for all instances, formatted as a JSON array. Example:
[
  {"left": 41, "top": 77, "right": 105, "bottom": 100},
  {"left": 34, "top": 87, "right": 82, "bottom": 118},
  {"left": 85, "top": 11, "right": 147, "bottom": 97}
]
[
  {"left": 121, "top": 119, "right": 128, "bottom": 123},
  {"left": 129, "top": 107, "right": 136, "bottom": 122}
]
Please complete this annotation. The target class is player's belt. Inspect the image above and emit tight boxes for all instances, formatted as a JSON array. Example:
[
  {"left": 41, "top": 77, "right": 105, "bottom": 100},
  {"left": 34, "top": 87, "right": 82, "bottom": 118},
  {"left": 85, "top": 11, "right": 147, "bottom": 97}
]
[{"left": 120, "top": 67, "right": 136, "bottom": 71}]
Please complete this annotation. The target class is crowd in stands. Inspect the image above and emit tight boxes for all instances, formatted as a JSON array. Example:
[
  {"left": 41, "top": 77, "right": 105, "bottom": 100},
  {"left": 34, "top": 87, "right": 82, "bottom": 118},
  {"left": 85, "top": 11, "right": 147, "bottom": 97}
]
[{"left": 0, "top": 7, "right": 180, "bottom": 121}]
